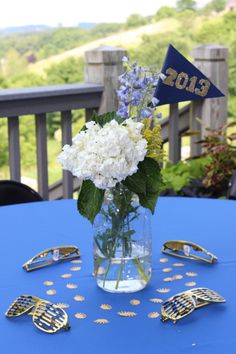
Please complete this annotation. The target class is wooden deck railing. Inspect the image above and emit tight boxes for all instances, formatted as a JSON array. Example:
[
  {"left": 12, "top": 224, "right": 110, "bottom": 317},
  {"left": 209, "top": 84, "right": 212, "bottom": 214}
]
[
  {"left": 0, "top": 45, "right": 228, "bottom": 200},
  {"left": 0, "top": 90, "right": 192, "bottom": 200},
  {"left": 0, "top": 84, "right": 103, "bottom": 199}
]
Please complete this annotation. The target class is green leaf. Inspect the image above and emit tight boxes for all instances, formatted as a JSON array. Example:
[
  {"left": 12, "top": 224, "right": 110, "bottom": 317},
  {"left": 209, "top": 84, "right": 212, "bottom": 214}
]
[
  {"left": 91, "top": 111, "right": 123, "bottom": 127},
  {"left": 77, "top": 180, "right": 105, "bottom": 223},
  {"left": 123, "top": 168, "right": 146, "bottom": 194},
  {"left": 139, "top": 157, "right": 162, "bottom": 194},
  {"left": 80, "top": 111, "right": 123, "bottom": 131},
  {"left": 138, "top": 192, "right": 159, "bottom": 214},
  {"left": 123, "top": 157, "right": 163, "bottom": 214}
]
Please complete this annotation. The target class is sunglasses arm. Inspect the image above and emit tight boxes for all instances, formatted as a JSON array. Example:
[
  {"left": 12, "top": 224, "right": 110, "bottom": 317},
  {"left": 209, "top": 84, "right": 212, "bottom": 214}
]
[
  {"left": 23, "top": 258, "right": 53, "bottom": 272},
  {"left": 160, "top": 315, "right": 169, "bottom": 323},
  {"left": 63, "top": 323, "right": 71, "bottom": 331},
  {"left": 162, "top": 246, "right": 217, "bottom": 264}
]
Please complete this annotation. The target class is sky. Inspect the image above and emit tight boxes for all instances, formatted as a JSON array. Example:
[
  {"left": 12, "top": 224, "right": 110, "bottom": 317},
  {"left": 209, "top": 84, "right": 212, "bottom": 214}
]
[{"left": 0, "top": 0, "right": 210, "bottom": 28}]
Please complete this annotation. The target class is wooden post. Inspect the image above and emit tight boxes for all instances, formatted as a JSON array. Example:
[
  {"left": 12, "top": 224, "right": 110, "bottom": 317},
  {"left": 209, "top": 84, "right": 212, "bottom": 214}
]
[
  {"left": 84, "top": 46, "right": 127, "bottom": 114},
  {"left": 61, "top": 110, "right": 73, "bottom": 199},
  {"left": 169, "top": 103, "right": 181, "bottom": 163},
  {"left": 190, "top": 101, "right": 202, "bottom": 157},
  {"left": 191, "top": 44, "right": 228, "bottom": 142},
  {"left": 35, "top": 113, "right": 49, "bottom": 199},
  {"left": 8, "top": 116, "right": 21, "bottom": 181}
]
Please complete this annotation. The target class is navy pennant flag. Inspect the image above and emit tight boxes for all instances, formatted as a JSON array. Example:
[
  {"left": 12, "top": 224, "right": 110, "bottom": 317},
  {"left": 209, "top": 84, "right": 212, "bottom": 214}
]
[{"left": 154, "top": 44, "right": 224, "bottom": 106}]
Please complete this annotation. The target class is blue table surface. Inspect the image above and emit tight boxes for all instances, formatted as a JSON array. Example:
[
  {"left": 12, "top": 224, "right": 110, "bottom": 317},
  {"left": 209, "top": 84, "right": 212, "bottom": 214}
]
[{"left": 0, "top": 197, "right": 236, "bottom": 354}]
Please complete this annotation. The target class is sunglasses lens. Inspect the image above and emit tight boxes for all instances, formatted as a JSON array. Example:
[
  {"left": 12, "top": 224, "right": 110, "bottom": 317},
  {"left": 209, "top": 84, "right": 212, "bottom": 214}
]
[
  {"left": 5, "top": 295, "right": 39, "bottom": 317},
  {"left": 186, "top": 246, "right": 208, "bottom": 259},
  {"left": 190, "top": 288, "right": 226, "bottom": 303},
  {"left": 178, "top": 244, "right": 202, "bottom": 257},
  {"left": 33, "top": 301, "right": 69, "bottom": 333},
  {"left": 164, "top": 241, "right": 201, "bottom": 257},
  {"left": 58, "top": 247, "right": 80, "bottom": 257},
  {"left": 161, "top": 293, "right": 196, "bottom": 322}
]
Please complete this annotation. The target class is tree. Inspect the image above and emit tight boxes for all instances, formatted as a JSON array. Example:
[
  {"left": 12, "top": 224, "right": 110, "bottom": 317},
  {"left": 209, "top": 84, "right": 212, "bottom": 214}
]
[
  {"left": 45, "top": 57, "right": 85, "bottom": 137},
  {"left": 90, "top": 23, "right": 123, "bottom": 37},
  {"left": 9, "top": 73, "right": 46, "bottom": 88},
  {"left": 46, "top": 57, "right": 84, "bottom": 85},
  {"left": 176, "top": 0, "right": 196, "bottom": 11},
  {"left": 213, "top": 0, "right": 226, "bottom": 12},
  {"left": 129, "top": 32, "right": 190, "bottom": 68},
  {"left": 203, "top": 0, "right": 226, "bottom": 14},
  {"left": 0, "top": 75, "right": 8, "bottom": 88},
  {"left": 194, "top": 12, "right": 236, "bottom": 119},
  {"left": 125, "top": 14, "right": 148, "bottom": 29},
  {"left": 155, "top": 6, "right": 176, "bottom": 21},
  {"left": 3, "top": 48, "right": 28, "bottom": 77},
  {"left": 26, "top": 53, "right": 37, "bottom": 64}
]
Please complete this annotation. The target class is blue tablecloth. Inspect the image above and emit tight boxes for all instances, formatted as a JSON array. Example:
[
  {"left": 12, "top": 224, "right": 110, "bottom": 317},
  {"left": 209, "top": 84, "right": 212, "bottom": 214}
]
[{"left": 0, "top": 197, "right": 236, "bottom": 354}]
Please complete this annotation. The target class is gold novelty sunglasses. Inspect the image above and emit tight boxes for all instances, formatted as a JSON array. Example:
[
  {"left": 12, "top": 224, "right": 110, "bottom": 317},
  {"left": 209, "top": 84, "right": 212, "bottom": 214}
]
[
  {"left": 162, "top": 240, "right": 217, "bottom": 264},
  {"left": 23, "top": 245, "right": 80, "bottom": 271},
  {"left": 161, "top": 287, "right": 225, "bottom": 323},
  {"left": 5, "top": 295, "right": 70, "bottom": 333}
]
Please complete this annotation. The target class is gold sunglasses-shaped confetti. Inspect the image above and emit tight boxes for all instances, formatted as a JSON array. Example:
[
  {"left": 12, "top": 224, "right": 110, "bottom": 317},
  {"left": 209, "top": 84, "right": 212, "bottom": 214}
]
[
  {"left": 5, "top": 295, "right": 70, "bottom": 333},
  {"left": 23, "top": 245, "right": 80, "bottom": 271},
  {"left": 162, "top": 240, "right": 217, "bottom": 264},
  {"left": 161, "top": 287, "right": 225, "bottom": 323}
]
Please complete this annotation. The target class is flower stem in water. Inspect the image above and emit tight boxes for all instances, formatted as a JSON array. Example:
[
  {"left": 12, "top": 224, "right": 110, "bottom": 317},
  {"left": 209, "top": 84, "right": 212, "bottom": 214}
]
[
  {"left": 115, "top": 261, "right": 124, "bottom": 289},
  {"left": 132, "top": 258, "right": 150, "bottom": 283},
  {"left": 102, "top": 259, "right": 112, "bottom": 287}
]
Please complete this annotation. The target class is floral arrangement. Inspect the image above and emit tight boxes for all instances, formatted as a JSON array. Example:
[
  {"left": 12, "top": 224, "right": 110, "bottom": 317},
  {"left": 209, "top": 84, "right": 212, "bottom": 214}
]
[
  {"left": 57, "top": 49, "right": 227, "bottom": 292},
  {"left": 58, "top": 57, "right": 163, "bottom": 223}
]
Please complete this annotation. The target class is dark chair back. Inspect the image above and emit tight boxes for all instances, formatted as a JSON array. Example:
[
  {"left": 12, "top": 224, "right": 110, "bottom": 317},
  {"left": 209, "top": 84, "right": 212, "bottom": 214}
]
[
  {"left": 0, "top": 180, "right": 43, "bottom": 206},
  {"left": 228, "top": 171, "right": 236, "bottom": 200}
]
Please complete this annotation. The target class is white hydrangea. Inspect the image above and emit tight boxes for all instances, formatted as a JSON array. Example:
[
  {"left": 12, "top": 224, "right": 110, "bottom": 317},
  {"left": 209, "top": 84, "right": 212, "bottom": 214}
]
[{"left": 58, "top": 119, "right": 147, "bottom": 189}]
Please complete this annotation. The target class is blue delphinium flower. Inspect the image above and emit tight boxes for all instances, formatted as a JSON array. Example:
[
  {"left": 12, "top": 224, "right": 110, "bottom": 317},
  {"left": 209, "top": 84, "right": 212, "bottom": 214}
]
[
  {"left": 140, "top": 108, "right": 153, "bottom": 119},
  {"left": 117, "top": 57, "right": 160, "bottom": 121}
]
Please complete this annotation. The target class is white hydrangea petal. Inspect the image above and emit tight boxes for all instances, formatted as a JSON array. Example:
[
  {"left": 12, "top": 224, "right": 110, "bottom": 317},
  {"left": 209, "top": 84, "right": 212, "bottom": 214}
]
[{"left": 58, "top": 119, "right": 147, "bottom": 189}]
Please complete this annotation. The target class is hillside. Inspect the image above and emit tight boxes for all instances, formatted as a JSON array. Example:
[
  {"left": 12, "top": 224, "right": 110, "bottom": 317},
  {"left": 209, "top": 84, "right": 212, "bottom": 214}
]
[{"left": 29, "top": 18, "right": 180, "bottom": 75}]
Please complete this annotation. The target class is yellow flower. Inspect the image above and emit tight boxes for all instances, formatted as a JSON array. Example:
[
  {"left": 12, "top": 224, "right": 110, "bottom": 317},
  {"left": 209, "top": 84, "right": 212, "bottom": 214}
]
[{"left": 142, "top": 118, "right": 164, "bottom": 162}]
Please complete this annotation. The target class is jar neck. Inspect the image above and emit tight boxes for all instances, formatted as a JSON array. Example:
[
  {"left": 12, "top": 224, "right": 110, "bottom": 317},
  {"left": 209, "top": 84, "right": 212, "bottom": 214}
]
[{"left": 105, "top": 183, "right": 139, "bottom": 204}]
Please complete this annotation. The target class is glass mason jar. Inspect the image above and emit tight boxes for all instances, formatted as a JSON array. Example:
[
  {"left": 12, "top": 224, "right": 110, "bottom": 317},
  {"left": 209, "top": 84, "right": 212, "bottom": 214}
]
[{"left": 93, "top": 184, "right": 152, "bottom": 293}]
